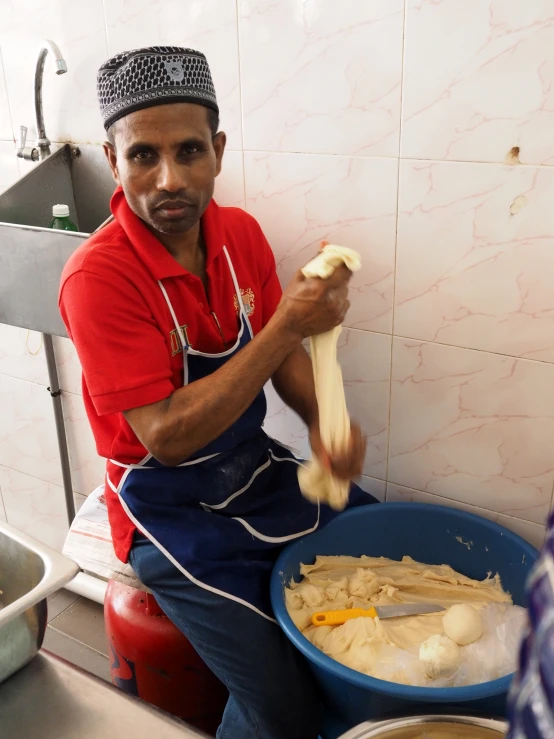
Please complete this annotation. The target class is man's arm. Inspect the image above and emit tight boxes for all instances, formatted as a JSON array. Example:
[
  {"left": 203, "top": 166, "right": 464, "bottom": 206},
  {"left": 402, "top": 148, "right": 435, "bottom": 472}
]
[{"left": 123, "top": 267, "right": 351, "bottom": 466}]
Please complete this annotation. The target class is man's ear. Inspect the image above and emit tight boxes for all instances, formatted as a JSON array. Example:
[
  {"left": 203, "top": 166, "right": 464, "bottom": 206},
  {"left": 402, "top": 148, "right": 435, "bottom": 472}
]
[
  {"left": 103, "top": 142, "right": 121, "bottom": 186},
  {"left": 213, "top": 131, "right": 227, "bottom": 177}
]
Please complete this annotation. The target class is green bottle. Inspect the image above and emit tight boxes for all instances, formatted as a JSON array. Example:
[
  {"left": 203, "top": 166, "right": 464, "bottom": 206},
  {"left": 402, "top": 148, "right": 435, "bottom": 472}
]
[{"left": 50, "top": 204, "right": 78, "bottom": 231}]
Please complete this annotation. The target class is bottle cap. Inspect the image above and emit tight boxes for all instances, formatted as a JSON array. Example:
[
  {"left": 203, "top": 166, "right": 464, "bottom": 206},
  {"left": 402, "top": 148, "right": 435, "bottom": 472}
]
[{"left": 52, "top": 204, "right": 70, "bottom": 217}]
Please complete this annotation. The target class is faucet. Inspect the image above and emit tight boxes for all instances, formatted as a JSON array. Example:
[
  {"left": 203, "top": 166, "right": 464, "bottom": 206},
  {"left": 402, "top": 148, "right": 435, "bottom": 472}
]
[{"left": 17, "top": 39, "right": 67, "bottom": 161}]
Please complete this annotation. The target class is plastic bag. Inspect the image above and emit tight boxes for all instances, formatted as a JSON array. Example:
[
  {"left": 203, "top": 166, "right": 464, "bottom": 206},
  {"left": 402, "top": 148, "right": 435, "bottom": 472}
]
[
  {"left": 62, "top": 485, "right": 139, "bottom": 586},
  {"left": 353, "top": 604, "right": 527, "bottom": 687}
]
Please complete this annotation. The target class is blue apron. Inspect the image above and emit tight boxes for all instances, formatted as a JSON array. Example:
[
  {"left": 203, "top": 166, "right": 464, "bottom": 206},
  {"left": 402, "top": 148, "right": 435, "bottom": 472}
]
[{"left": 110, "top": 247, "right": 371, "bottom": 621}]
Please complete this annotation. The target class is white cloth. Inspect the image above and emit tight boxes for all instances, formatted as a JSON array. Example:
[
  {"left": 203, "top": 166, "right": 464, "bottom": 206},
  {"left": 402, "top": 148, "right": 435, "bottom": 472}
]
[{"left": 297, "top": 245, "right": 362, "bottom": 510}]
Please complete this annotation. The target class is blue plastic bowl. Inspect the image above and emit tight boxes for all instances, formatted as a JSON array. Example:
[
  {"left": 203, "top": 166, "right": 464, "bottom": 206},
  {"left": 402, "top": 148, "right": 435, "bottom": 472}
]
[{"left": 270, "top": 503, "right": 538, "bottom": 731}]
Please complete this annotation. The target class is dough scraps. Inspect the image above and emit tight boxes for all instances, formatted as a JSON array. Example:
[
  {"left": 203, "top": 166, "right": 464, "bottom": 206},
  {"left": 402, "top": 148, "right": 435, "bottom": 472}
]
[
  {"left": 285, "top": 555, "right": 526, "bottom": 687},
  {"left": 297, "top": 244, "right": 362, "bottom": 511}
]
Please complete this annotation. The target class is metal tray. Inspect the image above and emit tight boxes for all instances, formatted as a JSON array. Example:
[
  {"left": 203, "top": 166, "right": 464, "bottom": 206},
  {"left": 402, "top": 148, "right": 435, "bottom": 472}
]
[
  {"left": 338, "top": 715, "right": 507, "bottom": 738},
  {"left": 0, "top": 519, "right": 79, "bottom": 683}
]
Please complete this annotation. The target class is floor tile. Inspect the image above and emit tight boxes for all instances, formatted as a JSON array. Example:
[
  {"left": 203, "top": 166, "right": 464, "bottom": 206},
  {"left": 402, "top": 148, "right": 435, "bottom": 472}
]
[
  {"left": 47, "top": 589, "right": 80, "bottom": 623},
  {"left": 43, "top": 627, "right": 111, "bottom": 682},
  {"left": 49, "top": 597, "right": 108, "bottom": 657}
]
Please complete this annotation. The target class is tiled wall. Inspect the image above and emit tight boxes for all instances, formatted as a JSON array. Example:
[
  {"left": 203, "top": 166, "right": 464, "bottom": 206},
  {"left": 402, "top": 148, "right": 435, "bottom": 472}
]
[{"left": 0, "top": 0, "right": 553, "bottom": 552}]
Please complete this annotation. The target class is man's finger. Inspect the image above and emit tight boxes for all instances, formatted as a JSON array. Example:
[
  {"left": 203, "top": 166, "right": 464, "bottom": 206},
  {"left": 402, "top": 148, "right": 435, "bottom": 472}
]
[{"left": 326, "top": 263, "right": 353, "bottom": 286}]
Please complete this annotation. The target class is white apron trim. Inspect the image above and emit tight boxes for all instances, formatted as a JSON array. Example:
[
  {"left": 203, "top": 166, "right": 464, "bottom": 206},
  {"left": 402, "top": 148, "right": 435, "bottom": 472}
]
[
  {"left": 109, "top": 451, "right": 153, "bottom": 469},
  {"left": 112, "top": 245, "right": 287, "bottom": 621},
  {"left": 157, "top": 246, "right": 254, "bottom": 368},
  {"left": 231, "top": 512, "right": 320, "bottom": 544},
  {"left": 116, "top": 484, "right": 277, "bottom": 624},
  {"left": 109, "top": 450, "right": 221, "bottom": 470},
  {"left": 199, "top": 455, "right": 272, "bottom": 511},
  {"left": 230, "top": 449, "right": 319, "bottom": 543}
]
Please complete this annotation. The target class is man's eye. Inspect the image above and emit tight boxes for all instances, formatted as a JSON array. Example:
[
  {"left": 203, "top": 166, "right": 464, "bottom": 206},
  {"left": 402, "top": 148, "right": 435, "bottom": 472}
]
[
  {"left": 135, "top": 150, "right": 154, "bottom": 160},
  {"left": 183, "top": 146, "right": 201, "bottom": 156}
]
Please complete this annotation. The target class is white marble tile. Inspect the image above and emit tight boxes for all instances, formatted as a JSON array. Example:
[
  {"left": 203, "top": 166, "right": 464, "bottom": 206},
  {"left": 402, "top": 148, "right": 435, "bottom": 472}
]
[
  {"left": 62, "top": 392, "right": 105, "bottom": 496},
  {"left": 239, "top": 0, "right": 404, "bottom": 156},
  {"left": 395, "top": 161, "right": 554, "bottom": 362},
  {"left": 358, "top": 476, "right": 386, "bottom": 503},
  {"left": 74, "top": 492, "right": 87, "bottom": 513},
  {"left": 0, "top": 466, "right": 68, "bottom": 550},
  {"left": 387, "top": 483, "right": 546, "bottom": 552},
  {"left": 340, "top": 329, "right": 391, "bottom": 480},
  {"left": 104, "top": 0, "right": 242, "bottom": 149},
  {"left": 0, "top": 139, "right": 20, "bottom": 193},
  {"left": 53, "top": 336, "right": 82, "bottom": 396},
  {"left": 389, "top": 339, "right": 554, "bottom": 525},
  {"left": 402, "top": 0, "right": 554, "bottom": 165},
  {"left": 0, "top": 324, "right": 48, "bottom": 385},
  {"left": 215, "top": 150, "right": 245, "bottom": 209},
  {"left": 0, "top": 0, "right": 108, "bottom": 145},
  {"left": 0, "top": 374, "right": 62, "bottom": 486},
  {"left": 264, "top": 329, "right": 391, "bottom": 480},
  {"left": 263, "top": 381, "right": 311, "bottom": 460},
  {"left": 244, "top": 152, "right": 398, "bottom": 333},
  {"left": 0, "top": 52, "right": 13, "bottom": 140}
]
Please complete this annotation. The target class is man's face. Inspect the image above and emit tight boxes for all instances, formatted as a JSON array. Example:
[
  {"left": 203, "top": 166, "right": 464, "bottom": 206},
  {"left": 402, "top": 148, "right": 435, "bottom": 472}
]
[{"left": 104, "top": 103, "right": 226, "bottom": 236}]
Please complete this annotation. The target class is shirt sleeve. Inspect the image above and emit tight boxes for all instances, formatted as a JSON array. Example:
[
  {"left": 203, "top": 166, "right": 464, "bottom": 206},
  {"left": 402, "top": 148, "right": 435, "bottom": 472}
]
[{"left": 59, "top": 269, "right": 175, "bottom": 416}]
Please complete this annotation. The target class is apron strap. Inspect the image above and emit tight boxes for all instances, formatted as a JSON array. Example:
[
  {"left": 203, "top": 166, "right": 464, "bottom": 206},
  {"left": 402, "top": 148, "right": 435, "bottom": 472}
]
[
  {"left": 223, "top": 246, "right": 254, "bottom": 340},
  {"left": 157, "top": 245, "right": 253, "bottom": 385},
  {"left": 158, "top": 280, "right": 189, "bottom": 386}
]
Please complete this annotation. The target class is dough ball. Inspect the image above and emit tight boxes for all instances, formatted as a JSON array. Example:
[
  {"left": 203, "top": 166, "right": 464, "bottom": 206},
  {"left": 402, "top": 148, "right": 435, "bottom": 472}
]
[
  {"left": 443, "top": 604, "right": 483, "bottom": 646},
  {"left": 419, "top": 634, "right": 461, "bottom": 679}
]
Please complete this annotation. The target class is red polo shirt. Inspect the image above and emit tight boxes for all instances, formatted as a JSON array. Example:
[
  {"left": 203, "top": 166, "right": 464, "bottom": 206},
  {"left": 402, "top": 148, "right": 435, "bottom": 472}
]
[{"left": 59, "top": 187, "right": 282, "bottom": 562}]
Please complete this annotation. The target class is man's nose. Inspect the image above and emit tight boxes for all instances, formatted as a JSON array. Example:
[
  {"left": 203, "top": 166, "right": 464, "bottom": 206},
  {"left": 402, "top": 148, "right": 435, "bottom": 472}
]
[{"left": 156, "top": 157, "right": 187, "bottom": 193}]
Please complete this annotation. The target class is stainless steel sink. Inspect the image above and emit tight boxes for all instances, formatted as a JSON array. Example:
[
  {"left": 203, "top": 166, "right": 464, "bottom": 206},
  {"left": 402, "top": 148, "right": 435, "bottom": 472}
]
[
  {"left": 0, "top": 519, "right": 79, "bottom": 683},
  {"left": 0, "top": 143, "right": 115, "bottom": 337}
]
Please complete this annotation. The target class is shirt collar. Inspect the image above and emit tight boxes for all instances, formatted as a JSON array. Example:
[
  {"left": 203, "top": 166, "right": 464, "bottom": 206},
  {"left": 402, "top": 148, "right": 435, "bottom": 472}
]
[{"left": 110, "top": 186, "right": 225, "bottom": 281}]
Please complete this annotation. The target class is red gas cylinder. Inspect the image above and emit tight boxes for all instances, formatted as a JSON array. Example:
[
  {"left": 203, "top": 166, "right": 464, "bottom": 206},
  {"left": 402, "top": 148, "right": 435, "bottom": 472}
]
[{"left": 104, "top": 579, "right": 228, "bottom": 735}]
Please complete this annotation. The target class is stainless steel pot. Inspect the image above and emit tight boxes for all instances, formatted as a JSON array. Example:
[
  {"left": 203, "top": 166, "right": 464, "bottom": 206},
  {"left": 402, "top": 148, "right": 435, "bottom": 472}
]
[{"left": 337, "top": 715, "right": 508, "bottom": 738}]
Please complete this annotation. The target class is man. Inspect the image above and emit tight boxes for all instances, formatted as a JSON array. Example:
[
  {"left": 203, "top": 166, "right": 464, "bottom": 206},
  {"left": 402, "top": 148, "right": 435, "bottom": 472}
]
[{"left": 60, "top": 46, "right": 377, "bottom": 739}]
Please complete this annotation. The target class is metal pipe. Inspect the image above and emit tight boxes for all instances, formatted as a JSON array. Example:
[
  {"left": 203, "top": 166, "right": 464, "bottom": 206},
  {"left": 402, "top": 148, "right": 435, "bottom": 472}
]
[
  {"left": 43, "top": 333, "right": 75, "bottom": 525},
  {"left": 65, "top": 572, "right": 107, "bottom": 604},
  {"left": 43, "top": 338, "right": 108, "bottom": 608},
  {"left": 34, "top": 40, "right": 67, "bottom": 160}
]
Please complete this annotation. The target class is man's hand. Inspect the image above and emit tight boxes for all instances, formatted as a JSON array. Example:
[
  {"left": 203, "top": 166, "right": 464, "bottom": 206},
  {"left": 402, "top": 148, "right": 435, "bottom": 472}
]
[
  {"left": 309, "top": 422, "right": 367, "bottom": 480},
  {"left": 274, "top": 264, "right": 352, "bottom": 341}
]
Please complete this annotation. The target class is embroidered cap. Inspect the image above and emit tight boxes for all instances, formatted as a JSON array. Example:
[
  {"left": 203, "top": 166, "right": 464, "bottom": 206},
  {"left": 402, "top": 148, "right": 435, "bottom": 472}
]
[{"left": 97, "top": 46, "right": 218, "bottom": 131}]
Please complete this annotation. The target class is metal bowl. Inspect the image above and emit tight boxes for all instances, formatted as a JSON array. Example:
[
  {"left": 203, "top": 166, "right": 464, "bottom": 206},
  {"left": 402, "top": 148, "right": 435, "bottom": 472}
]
[{"left": 337, "top": 715, "right": 507, "bottom": 738}]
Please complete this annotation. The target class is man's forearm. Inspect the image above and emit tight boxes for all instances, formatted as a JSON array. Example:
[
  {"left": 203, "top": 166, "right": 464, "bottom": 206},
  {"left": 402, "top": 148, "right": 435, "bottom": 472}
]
[
  {"left": 126, "top": 314, "right": 300, "bottom": 465},
  {"left": 271, "top": 345, "right": 319, "bottom": 430},
  {"left": 124, "top": 264, "right": 351, "bottom": 466}
]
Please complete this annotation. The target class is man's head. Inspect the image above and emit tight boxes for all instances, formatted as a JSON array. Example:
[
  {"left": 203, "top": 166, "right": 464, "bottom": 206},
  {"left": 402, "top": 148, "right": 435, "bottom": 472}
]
[{"left": 97, "top": 47, "right": 225, "bottom": 236}]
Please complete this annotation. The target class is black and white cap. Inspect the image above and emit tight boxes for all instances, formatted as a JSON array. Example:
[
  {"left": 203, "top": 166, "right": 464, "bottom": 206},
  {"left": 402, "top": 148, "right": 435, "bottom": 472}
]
[{"left": 97, "top": 46, "right": 218, "bottom": 131}]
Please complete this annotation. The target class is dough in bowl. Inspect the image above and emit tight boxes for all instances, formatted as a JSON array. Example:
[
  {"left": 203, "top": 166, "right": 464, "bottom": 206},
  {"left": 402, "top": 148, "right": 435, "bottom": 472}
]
[
  {"left": 443, "top": 603, "right": 483, "bottom": 646},
  {"left": 419, "top": 634, "right": 461, "bottom": 679}
]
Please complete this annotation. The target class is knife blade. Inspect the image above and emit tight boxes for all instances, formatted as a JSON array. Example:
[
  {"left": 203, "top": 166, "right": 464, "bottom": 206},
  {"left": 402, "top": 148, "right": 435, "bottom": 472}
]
[{"left": 312, "top": 603, "right": 446, "bottom": 627}]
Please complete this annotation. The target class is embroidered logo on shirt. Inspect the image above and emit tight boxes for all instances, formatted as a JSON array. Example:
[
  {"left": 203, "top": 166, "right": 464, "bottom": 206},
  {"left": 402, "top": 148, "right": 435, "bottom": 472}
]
[
  {"left": 233, "top": 288, "right": 255, "bottom": 317},
  {"left": 170, "top": 324, "right": 191, "bottom": 356}
]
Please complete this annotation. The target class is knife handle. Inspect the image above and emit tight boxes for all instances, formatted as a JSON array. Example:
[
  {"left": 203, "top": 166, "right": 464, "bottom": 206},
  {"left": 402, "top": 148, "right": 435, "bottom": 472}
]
[{"left": 311, "top": 607, "right": 378, "bottom": 627}]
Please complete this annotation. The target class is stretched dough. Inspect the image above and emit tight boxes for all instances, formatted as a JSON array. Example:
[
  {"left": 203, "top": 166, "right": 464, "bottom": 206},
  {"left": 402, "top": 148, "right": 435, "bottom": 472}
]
[{"left": 297, "top": 245, "right": 362, "bottom": 510}]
